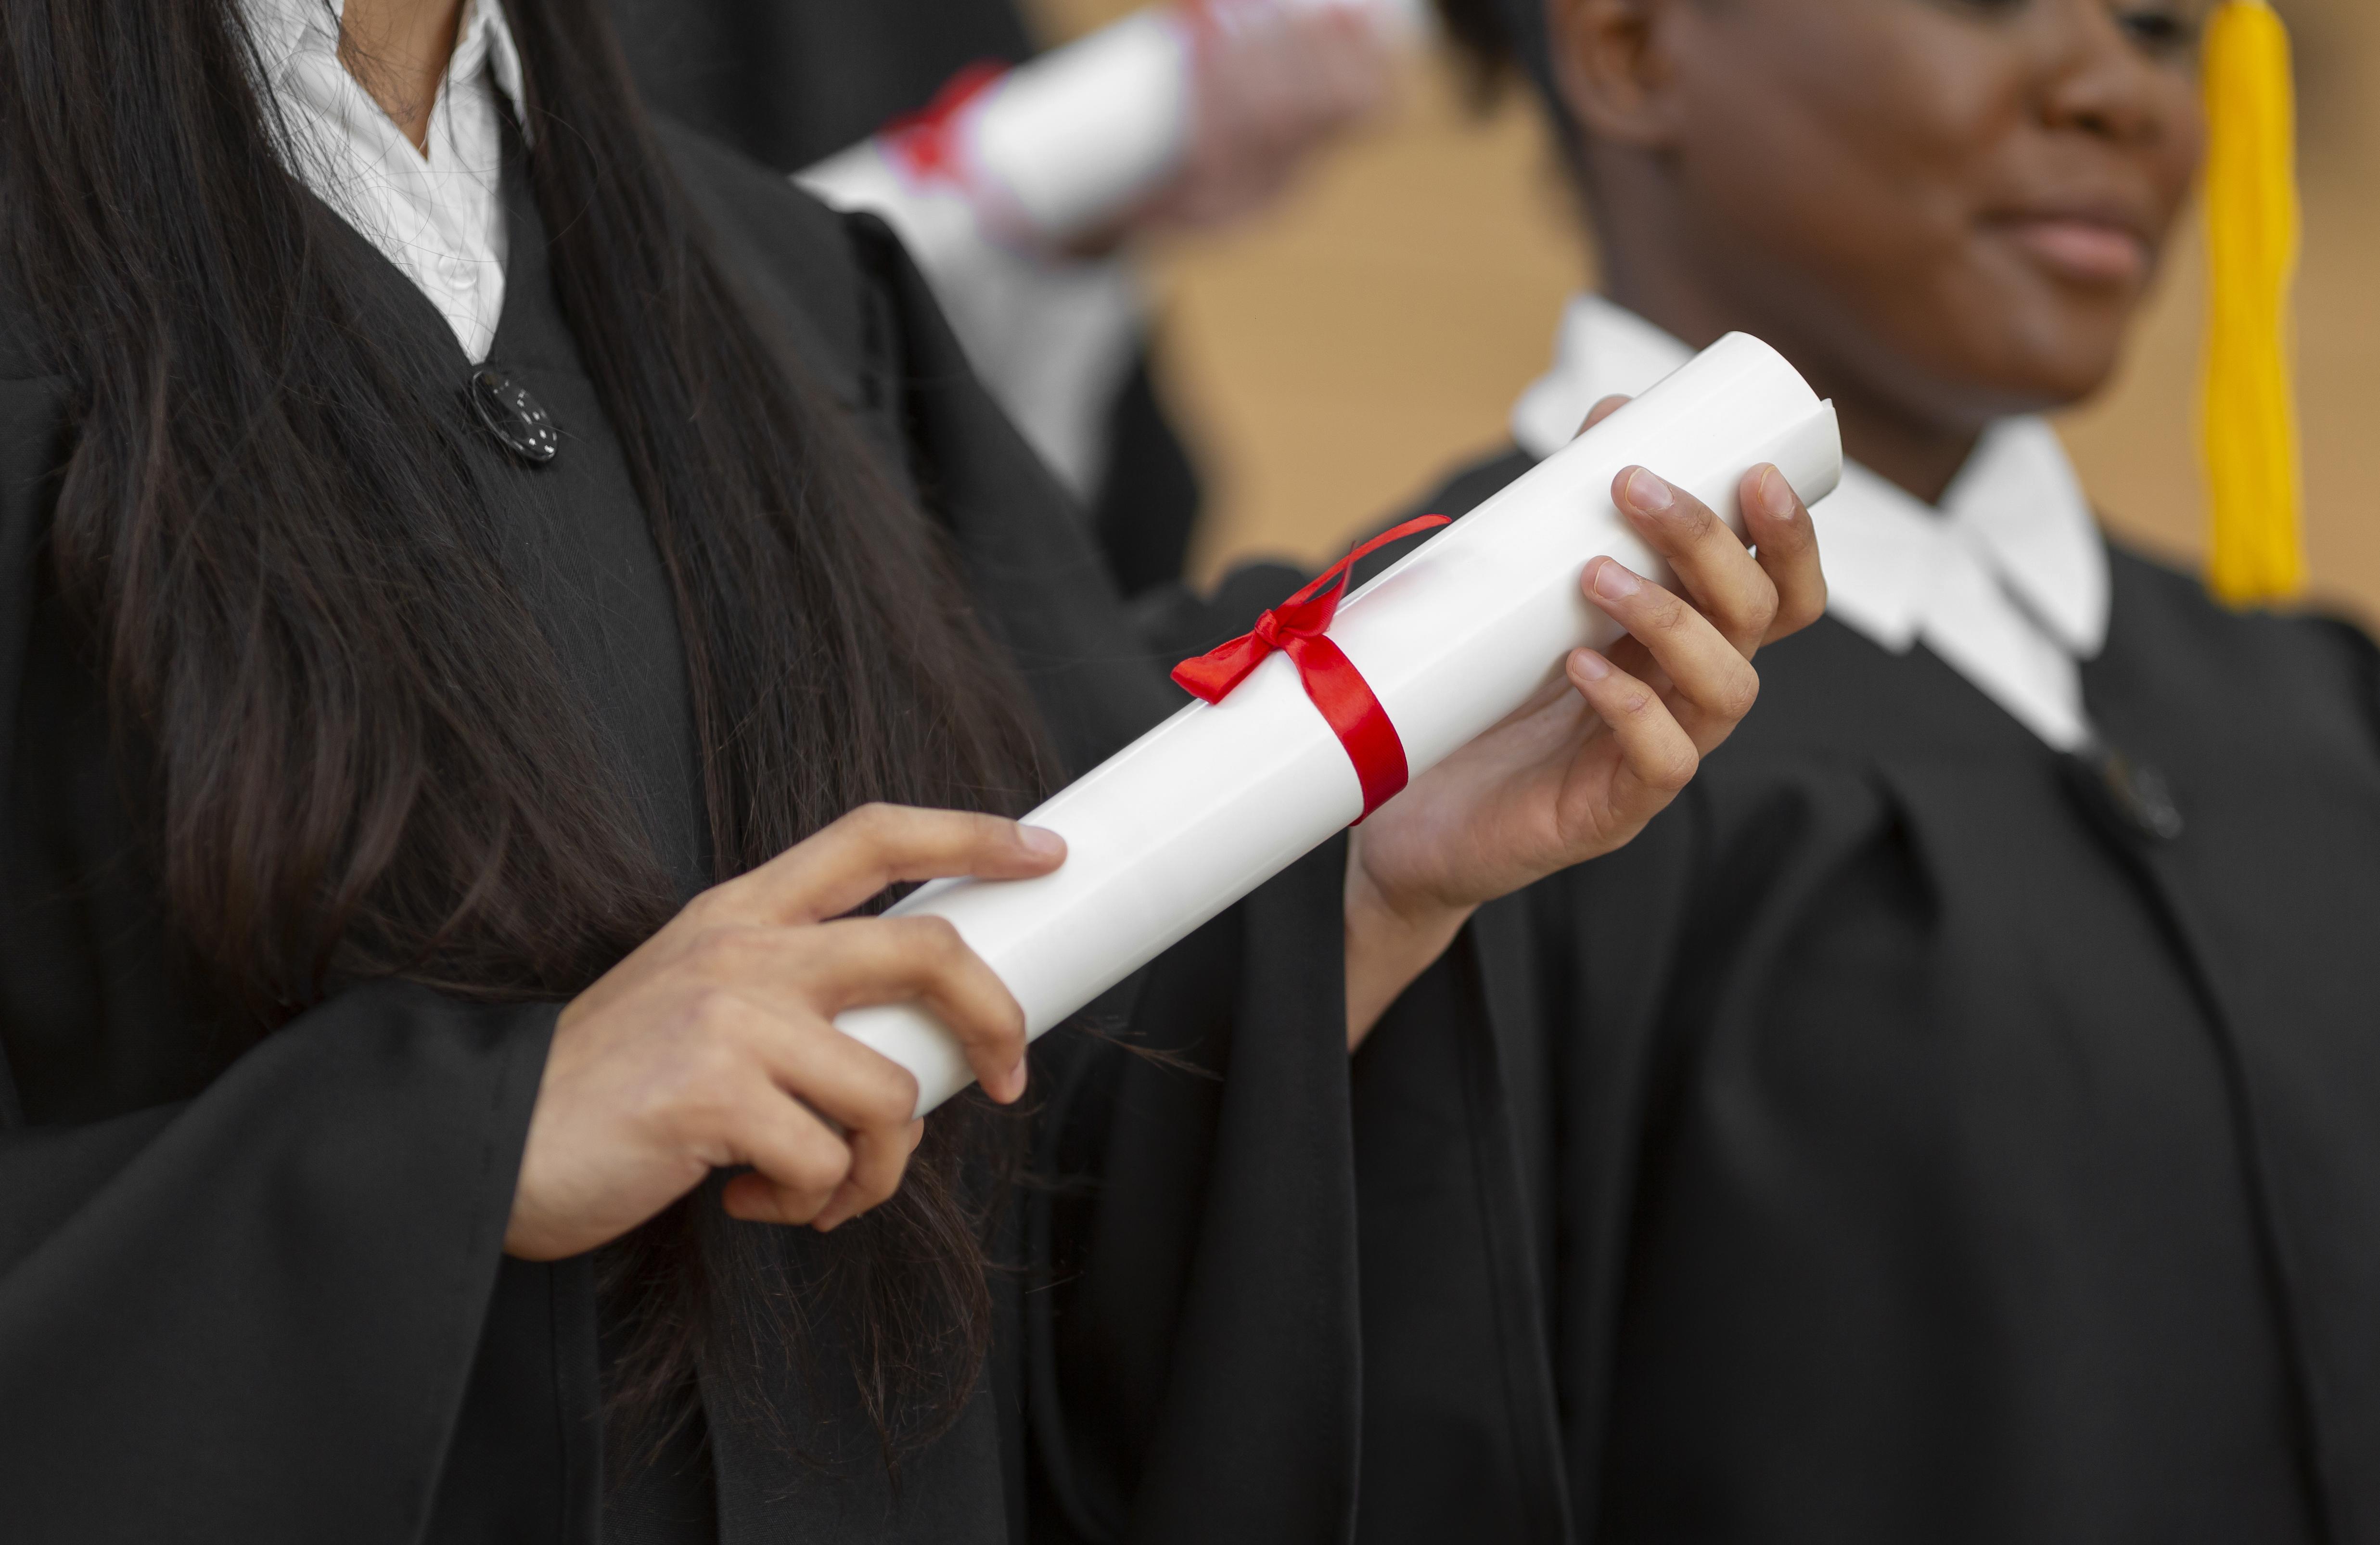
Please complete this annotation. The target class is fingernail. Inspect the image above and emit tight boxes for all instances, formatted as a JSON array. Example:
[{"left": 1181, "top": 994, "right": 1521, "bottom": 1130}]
[
  {"left": 1007, "top": 1059, "right": 1028, "bottom": 1100},
  {"left": 1753, "top": 465, "right": 1791, "bottom": 518},
  {"left": 1572, "top": 649, "right": 1613, "bottom": 683},
  {"left": 1018, "top": 825, "right": 1065, "bottom": 858},
  {"left": 1622, "top": 466, "right": 1674, "bottom": 514},
  {"left": 1592, "top": 560, "right": 1645, "bottom": 602}
]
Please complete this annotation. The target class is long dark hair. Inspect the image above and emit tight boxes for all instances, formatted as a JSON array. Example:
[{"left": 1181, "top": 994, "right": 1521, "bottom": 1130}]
[{"left": 0, "top": 0, "right": 1047, "bottom": 1467}]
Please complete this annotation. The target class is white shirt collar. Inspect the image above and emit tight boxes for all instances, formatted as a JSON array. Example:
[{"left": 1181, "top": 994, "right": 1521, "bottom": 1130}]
[
  {"left": 243, "top": 0, "right": 524, "bottom": 118},
  {"left": 1512, "top": 294, "right": 2110, "bottom": 750},
  {"left": 242, "top": 0, "right": 525, "bottom": 361}
]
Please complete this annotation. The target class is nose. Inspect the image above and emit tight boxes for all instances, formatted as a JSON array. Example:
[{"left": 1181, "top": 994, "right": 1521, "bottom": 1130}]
[{"left": 2033, "top": 0, "right": 2179, "bottom": 147}]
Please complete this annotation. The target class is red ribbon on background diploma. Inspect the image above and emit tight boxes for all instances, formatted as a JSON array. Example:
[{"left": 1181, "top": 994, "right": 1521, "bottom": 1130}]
[
  {"left": 1172, "top": 515, "right": 1452, "bottom": 821},
  {"left": 883, "top": 62, "right": 1009, "bottom": 186}
]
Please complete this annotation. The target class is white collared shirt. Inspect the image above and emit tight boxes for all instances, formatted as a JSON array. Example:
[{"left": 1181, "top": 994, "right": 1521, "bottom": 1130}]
[
  {"left": 1513, "top": 295, "right": 2110, "bottom": 751},
  {"left": 243, "top": 0, "right": 524, "bottom": 362}
]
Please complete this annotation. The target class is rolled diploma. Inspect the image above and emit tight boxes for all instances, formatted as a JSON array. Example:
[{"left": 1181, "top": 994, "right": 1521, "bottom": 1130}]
[
  {"left": 839, "top": 332, "right": 1843, "bottom": 1117},
  {"left": 801, "top": 0, "right": 1432, "bottom": 245}
]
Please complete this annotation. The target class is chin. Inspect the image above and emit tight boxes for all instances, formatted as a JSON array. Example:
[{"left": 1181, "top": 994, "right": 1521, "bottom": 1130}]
[{"left": 1925, "top": 269, "right": 2140, "bottom": 419}]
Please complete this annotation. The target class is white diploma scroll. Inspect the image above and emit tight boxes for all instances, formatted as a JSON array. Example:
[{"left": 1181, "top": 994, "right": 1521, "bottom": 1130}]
[
  {"left": 838, "top": 332, "right": 1843, "bottom": 1117},
  {"left": 976, "top": 0, "right": 1431, "bottom": 241},
  {"left": 800, "top": 0, "right": 1431, "bottom": 247}
]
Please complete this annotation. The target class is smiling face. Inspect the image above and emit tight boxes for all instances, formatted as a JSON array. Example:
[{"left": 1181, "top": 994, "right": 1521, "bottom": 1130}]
[{"left": 1558, "top": 0, "right": 2207, "bottom": 436}]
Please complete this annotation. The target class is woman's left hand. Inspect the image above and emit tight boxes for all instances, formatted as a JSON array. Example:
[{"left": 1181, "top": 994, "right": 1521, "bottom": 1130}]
[{"left": 1344, "top": 403, "right": 1827, "bottom": 1047}]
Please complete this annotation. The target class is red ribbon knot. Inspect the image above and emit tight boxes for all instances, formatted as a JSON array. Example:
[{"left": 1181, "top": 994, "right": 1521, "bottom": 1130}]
[{"left": 1172, "top": 515, "right": 1451, "bottom": 821}]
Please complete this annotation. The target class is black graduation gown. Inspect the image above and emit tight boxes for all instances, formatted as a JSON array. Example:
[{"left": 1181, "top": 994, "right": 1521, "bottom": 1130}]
[
  {"left": 1386, "top": 447, "right": 2380, "bottom": 1544},
  {"left": 0, "top": 125, "right": 1378, "bottom": 1544},
  {"left": 606, "top": 0, "right": 1207, "bottom": 598}
]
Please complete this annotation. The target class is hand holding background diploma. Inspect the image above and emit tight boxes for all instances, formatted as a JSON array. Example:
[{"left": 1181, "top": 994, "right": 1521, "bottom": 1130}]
[
  {"left": 1118, "top": 1, "right": 1397, "bottom": 242},
  {"left": 802, "top": 0, "right": 1408, "bottom": 255}
]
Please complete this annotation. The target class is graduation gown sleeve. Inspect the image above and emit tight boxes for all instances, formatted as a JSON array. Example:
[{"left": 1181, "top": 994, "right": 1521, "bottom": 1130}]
[{"left": 0, "top": 377, "right": 563, "bottom": 1540}]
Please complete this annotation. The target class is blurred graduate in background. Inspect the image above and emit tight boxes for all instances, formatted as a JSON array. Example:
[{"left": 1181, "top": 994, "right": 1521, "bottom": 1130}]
[
  {"left": 1333, "top": 0, "right": 2380, "bottom": 1539},
  {"left": 609, "top": 0, "right": 1406, "bottom": 594}
]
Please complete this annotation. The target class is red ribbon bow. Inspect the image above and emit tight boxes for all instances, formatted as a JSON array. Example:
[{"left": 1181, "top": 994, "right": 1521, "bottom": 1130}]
[
  {"left": 1172, "top": 515, "right": 1451, "bottom": 821},
  {"left": 883, "top": 61, "right": 1009, "bottom": 186}
]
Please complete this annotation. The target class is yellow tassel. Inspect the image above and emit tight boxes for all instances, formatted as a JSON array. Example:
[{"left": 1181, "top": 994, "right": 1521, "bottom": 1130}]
[{"left": 2199, "top": 0, "right": 2303, "bottom": 606}]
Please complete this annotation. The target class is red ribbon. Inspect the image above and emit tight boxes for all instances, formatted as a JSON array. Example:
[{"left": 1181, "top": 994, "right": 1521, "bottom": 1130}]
[
  {"left": 882, "top": 61, "right": 1010, "bottom": 186},
  {"left": 1172, "top": 515, "right": 1451, "bottom": 821}
]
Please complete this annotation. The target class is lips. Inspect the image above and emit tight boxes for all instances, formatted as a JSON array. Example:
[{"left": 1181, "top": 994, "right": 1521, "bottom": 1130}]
[{"left": 1985, "top": 207, "right": 2154, "bottom": 285}]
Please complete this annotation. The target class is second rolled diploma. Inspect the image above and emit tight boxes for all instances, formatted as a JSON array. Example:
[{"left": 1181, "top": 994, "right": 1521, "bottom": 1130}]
[
  {"left": 837, "top": 332, "right": 1844, "bottom": 1116},
  {"left": 798, "top": 0, "right": 1429, "bottom": 247}
]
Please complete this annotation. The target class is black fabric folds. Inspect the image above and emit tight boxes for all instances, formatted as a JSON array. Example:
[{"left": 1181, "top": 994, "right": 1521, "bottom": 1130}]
[
  {"left": 1385, "top": 447, "right": 2380, "bottom": 1545},
  {"left": 0, "top": 121, "right": 1389, "bottom": 1544}
]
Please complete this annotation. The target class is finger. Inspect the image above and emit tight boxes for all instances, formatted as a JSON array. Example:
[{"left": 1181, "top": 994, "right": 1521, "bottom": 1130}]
[
  {"left": 711, "top": 804, "right": 1065, "bottom": 926},
  {"left": 1741, "top": 464, "right": 1828, "bottom": 642},
  {"left": 729, "top": 1000, "right": 929, "bottom": 1135},
  {"left": 1574, "top": 394, "right": 1631, "bottom": 437},
  {"left": 714, "top": 1087, "right": 858, "bottom": 1227},
  {"left": 1582, "top": 557, "right": 1761, "bottom": 752},
  {"left": 812, "top": 1120, "right": 927, "bottom": 1233},
  {"left": 1566, "top": 647, "right": 1702, "bottom": 830},
  {"left": 1610, "top": 466, "right": 1778, "bottom": 657},
  {"left": 797, "top": 916, "right": 1030, "bottom": 1103},
  {"left": 664, "top": 915, "right": 1028, "bottom": 1103}
]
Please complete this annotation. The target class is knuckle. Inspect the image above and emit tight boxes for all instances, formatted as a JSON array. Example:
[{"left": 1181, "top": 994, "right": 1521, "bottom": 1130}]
[
  {"left": 686, "top": 983, "right": 747, "bottom": 1037},
  {"left": 678, "top": 887, "right": 732, "bottom": 930},
  {"left": 688, "top": 924, "right": 758, "bottom": 976},
  {"left": 856, "top": 1156, "right": 907, "bottom": 1208},
  {"left": 1716, "top": 670, "right": 1761, "bottom": 723},
  {"left": 688, "top": 1019, "right": 756, "bottom": 1087},
  {"left": 953, "top": 985, "right": 1025, "bottom": 1050},
  {"left": 904, "top": 915, "right": 967, "bottom": 963},
  {"left": 790, "top": 1138, "right": 855, "bottom": 1199},
  {"left": 1642, "top": 587, "right": 1689, "bottom": 632},
  {"left": 649, "top": 1012, "right": 756, "bottom": 1132},
  {"left": 846, "top": 801, "right": 905, "bottom": 844},
  {"left": 1674, "top": 499, "right": 1719, "bottom": 540},
  {"left": 1652, "top": 741, "right": 1700, "bottom": 793},
  {"left": 855, "top": 1062, "right": 921, "bottom": 1129},
  {"left": 964, "top": 1020, "right": 1027, "bottom": 1065}
]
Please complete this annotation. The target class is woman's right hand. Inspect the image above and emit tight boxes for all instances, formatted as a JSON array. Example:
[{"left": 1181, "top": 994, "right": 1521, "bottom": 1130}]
[
  {"left": 502, "top": 804, "right": 1066, "bottom": 1262},
  {"left": 1134, "top": 1, "right": 1393, "bottom": 235}
]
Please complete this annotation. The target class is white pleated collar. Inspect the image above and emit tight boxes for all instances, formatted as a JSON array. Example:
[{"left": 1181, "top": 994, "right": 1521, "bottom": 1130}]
[
  {"left": 1512, "top": 294, "right": 2110, "bottom": 750},
  {"left": 241, "top": 0, "right": 525, "bottom": 116},
  {"left": 238, "top": 0, "right": 526, "bottom": 361}
]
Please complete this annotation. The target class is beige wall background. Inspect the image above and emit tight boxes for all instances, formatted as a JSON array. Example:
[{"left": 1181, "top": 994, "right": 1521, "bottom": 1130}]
[{"left": 1035, "top": 1, "right": 2380, "bottom": 620}]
